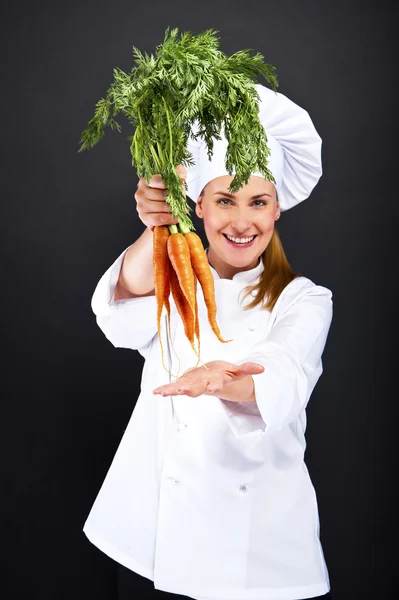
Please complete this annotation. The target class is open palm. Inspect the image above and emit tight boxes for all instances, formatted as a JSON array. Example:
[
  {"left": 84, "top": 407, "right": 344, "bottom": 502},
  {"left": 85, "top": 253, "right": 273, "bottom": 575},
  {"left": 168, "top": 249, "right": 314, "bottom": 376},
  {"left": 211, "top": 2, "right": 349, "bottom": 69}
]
[{"left": 152, "top": 360, "right": 264, "bottom": 400}]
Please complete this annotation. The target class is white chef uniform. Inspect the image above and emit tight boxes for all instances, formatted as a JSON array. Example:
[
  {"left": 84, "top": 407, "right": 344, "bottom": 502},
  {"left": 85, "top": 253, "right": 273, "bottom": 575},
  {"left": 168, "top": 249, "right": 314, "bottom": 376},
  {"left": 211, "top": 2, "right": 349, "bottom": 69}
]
[
  {"left": 83, "top": 243, "right": 333, "bottom": 600},
  {"left": 83, "top": 82, "right": 333, "bottom": 599}
]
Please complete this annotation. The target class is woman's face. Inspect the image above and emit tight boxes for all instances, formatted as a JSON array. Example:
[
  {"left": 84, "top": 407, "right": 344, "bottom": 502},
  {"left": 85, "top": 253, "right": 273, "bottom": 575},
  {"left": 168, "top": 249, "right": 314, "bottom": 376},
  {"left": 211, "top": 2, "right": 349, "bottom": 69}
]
[{"left": 195, "top": 175, "right": 280, "bottom": 280}]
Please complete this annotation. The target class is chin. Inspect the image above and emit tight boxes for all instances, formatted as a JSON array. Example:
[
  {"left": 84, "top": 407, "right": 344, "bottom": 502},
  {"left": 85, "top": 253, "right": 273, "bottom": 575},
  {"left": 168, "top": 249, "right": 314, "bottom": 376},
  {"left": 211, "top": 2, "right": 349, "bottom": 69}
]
[{"left": 218, "top": 246, "right": 259, "bottom": 267}]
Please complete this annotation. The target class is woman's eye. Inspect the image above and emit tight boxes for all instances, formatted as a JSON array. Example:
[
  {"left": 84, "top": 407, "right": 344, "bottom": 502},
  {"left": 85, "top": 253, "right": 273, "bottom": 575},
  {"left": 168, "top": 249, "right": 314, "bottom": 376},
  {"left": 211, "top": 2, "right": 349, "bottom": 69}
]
[{"left": 216, "top": 199, "right": 266, "bottom": 207}]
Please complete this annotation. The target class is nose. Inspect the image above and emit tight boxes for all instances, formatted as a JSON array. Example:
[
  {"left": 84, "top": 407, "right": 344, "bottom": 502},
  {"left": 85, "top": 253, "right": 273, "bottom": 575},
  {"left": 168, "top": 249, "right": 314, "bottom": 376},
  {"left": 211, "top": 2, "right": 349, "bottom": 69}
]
[{"left": 229, "top": 213, "right": 253, "bottom": 234}]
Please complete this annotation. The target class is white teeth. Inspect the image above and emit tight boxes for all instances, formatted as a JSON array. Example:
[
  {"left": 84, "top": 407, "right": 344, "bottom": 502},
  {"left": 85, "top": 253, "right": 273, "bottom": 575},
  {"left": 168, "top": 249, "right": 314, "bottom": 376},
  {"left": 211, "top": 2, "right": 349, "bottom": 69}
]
[{"left": 225, "top": 234, "right": 255, "bottom": 244}]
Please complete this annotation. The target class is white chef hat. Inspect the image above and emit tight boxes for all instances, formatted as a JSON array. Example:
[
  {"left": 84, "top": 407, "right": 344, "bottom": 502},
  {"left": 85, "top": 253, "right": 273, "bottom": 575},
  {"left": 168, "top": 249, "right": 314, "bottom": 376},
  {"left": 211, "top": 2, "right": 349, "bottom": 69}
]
[{"left": 185, "top": 83, "right": 322, "bottom": 212}]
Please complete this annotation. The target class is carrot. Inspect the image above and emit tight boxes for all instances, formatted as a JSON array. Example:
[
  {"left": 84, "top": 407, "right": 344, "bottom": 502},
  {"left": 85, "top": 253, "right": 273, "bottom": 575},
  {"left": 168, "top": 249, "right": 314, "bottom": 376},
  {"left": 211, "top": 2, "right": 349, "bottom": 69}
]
[
  {"left": 167, "top": 232, "right": 197, "bottom": 341},
  {"left": 163, "top": 255, "right": 182, "bottom": 377},
  {"left": 163, "top": 255, "right": 171, "bottom": 329},
  {"left": 163, "top": 257, "right": 172, "bottom": 347},
  {"left": 179, "top": 273, "right": 204, "bottom": 376},
  {"left": 169, "top": 262, "right": 197, "bottom": 356},
  {"left": 153, "top": 225, "right": 181, "bottom": 378},
  {"left": 153, "top": 225, "right": 170, "bottom": 337},
  {"left": 185, "top": 231, "right": 232, "bottom": 344},
  {"left": 193, "top": 273, "right": 200, "bottom": 356}
]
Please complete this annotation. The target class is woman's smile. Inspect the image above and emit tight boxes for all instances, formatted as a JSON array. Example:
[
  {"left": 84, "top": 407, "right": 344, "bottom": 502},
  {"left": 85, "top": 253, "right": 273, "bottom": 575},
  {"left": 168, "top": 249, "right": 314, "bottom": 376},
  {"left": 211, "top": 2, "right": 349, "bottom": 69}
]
[{"left": 222, "top": 233, "right": 258, "bottom": 249}]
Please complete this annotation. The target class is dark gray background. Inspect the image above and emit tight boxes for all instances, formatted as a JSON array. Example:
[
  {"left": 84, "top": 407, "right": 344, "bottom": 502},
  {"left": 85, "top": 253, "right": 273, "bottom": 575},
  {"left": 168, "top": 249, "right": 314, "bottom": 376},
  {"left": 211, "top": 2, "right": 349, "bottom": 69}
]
[{"left": 2, "top": 1, "right": 397, "bottom": 598}]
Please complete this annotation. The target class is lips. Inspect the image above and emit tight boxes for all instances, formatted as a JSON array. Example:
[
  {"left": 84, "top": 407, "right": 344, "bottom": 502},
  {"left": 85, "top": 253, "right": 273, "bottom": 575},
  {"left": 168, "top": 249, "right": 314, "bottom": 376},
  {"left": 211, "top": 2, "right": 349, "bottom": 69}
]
[{"left": 222, "top": 233, "right": 258, "bottom": 248}]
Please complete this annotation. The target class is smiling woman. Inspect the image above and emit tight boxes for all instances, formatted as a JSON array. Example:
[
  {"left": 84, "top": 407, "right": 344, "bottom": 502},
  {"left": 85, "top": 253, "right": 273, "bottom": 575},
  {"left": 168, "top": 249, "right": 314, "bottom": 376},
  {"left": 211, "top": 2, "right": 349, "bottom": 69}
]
[{"left": 84, "top": 81, "right": 334, "bottom": 600}]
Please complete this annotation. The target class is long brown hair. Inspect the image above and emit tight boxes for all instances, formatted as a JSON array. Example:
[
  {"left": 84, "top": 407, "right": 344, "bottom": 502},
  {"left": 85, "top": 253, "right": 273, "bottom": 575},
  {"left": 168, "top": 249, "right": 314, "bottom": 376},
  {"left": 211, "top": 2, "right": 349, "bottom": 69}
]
[{"left": 239, "top": 226, "right": 301, "bottom": 313}]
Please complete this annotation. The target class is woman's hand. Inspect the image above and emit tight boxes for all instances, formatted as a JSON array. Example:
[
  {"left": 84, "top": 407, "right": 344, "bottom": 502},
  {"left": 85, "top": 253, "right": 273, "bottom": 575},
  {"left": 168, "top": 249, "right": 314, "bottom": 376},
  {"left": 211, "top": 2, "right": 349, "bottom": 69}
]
[
  {"left": 135, "top": 165, "right": 186, "bottom": 232},
  {"left": 152, "top": 360, "right": 265, "bottom": 402}
]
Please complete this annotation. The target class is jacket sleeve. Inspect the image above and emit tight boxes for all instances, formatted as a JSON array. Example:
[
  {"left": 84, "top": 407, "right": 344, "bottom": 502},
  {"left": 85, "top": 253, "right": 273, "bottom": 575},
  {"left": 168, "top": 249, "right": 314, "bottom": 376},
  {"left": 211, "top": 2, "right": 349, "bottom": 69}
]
[
  {"left": 219, "top": 283, "right": 333, "bottom": 439},
  {"left": 91, "top": 245, "right": 158, "bottom": 357}
]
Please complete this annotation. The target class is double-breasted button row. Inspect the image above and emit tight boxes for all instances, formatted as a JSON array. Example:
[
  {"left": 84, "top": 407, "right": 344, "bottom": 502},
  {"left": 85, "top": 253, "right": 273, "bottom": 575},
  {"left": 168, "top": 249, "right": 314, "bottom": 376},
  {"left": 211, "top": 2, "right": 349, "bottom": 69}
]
[
  {"left": 168, "top": 475, "right": 248, "bottom": 495},
  {"left": 165, "top": 423, "right": 187, "bottom": 485},
  {"left": 171, "top": 421, "right": 249, "bottom": 494}
]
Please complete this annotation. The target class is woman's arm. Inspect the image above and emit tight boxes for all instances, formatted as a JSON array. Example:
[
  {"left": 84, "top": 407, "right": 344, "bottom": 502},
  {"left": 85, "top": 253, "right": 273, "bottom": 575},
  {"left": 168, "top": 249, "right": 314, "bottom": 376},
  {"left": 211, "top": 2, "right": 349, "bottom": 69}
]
[
  {"left": 231, "top": 283, "right": 333, "bottom": 436},
  {"left": 91, "top": 236, "right": 158, "bottom": 355},
  {"left": 114, "top": 226, "right": 155, "bottom": 299},
  {"left": 153, "top": 282, "right": 333, "bottom": 438},
  {"left": 93, "top": 169, "right": 183, "bottom": 351}
]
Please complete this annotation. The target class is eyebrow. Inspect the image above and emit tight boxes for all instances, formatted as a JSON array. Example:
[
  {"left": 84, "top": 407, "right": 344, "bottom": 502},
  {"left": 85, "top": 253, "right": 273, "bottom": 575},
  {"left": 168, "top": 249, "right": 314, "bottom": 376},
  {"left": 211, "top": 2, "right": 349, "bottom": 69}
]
[{"left": 213, "top": 191, "right": 272, "bottom": 199}]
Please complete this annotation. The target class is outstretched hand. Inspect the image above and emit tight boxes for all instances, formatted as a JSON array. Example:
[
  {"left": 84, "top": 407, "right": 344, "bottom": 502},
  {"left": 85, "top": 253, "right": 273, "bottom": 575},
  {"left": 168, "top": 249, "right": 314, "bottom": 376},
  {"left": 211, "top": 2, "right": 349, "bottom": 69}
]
[{"left": 152, "top": 360, "right": 264, "bottom": 402}]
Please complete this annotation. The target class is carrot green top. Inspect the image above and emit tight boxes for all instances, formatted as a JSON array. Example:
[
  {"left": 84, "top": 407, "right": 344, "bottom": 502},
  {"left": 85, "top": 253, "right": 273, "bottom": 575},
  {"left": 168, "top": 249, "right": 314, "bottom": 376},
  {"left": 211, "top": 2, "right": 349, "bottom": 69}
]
[{"left": 78, "top": 27, "right": 278, "bottom": 234}]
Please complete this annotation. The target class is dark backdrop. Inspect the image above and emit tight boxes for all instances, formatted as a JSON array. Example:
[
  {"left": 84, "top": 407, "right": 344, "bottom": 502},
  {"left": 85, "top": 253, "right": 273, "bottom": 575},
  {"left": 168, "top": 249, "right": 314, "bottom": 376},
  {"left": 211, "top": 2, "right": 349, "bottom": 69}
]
[{"left": 2, "top": 1, "right": 397, "bottom": 598}]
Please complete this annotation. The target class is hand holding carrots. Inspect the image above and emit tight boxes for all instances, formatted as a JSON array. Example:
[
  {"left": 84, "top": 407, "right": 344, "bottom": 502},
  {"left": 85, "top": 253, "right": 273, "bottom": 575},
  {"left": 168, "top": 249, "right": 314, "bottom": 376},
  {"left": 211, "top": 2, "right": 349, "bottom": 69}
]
[
  {"left": 135, "top": 164, "right": 231, "bottom": 374},
  {"left": 152, "top": 360, "right": 265, "bottom": 401},
  {"left": 135, "top": 165, "right": 187, "bottom": 232}
]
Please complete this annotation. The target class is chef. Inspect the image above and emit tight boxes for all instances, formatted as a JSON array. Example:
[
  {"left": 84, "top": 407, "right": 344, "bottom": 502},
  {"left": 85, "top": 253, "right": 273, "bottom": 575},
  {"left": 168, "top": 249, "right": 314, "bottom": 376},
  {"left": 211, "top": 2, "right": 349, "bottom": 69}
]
[{"left": 84, "top": 83, "right": 334, "bottom": 600}]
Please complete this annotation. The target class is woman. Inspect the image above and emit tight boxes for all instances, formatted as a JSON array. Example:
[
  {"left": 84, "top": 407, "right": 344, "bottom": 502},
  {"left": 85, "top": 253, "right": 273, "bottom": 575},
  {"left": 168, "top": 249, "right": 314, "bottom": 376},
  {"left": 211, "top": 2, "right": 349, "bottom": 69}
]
[{"left": 84, "top": 84, "right": 333, "bottom": 600}]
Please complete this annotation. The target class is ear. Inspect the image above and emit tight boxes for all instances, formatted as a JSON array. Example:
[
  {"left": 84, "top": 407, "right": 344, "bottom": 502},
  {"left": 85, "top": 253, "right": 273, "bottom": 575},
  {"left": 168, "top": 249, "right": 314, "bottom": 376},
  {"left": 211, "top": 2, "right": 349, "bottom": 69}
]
[
  {"left": 275, "top": 189, "right": 280, "bottom": 215},
  {"left": 195, "top": 195, "right": 204, "bottom": 219}
]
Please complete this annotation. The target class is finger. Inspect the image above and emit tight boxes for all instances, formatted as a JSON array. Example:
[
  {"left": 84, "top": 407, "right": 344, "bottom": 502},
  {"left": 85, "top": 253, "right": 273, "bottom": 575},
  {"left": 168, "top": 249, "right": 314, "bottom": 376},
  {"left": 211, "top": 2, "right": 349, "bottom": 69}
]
[
  {"left": 153, "top": 386, "right": 166, "bottom": 394},
  {"left": 173, "top": 377, "right": 204, "bottom": 398},
  {"left": 175, "top": 164, "right": 187, "bottom": 181},
  {"left": 135, "top": 192, "right": 179, "bottom": 226},
  {"left": 153, "top": 386, "right": 177, "bottom": 396},
  {"left": 232, "top": 362, "right": 265, "bottom": 377},
  {"left": 205, "top": 373, "right": 224, "bottom": 394},
  {"left": 135, "top": 207, "right": 178, "bottom": 228},
  {"left": 183, "top": 385, "right": 201, "bottom": 398},
  {"left": 153, "top": 382, "right": 191, "bottom": 396},
  {"left": 147, "top": 213, "right": 179, "bottom": 227},
  {"left": 136, "top": 185, "right": 169, "bottom": 204},
  {"left": 139, "top": 174, "right": 167, "bottom": 189}
]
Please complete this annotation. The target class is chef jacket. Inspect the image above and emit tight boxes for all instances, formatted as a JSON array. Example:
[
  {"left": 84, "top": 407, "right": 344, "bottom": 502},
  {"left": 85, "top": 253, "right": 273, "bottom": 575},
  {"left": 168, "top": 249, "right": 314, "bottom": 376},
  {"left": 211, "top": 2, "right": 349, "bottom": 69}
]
[{"left": 83, "top": 243, "right": 333, "bottom": 600}]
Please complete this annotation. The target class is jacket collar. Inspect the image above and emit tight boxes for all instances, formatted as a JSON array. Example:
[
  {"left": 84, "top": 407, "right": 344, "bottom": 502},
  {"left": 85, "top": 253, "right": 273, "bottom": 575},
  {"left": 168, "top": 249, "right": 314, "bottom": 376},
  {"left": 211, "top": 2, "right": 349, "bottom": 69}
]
[{"left": 205, "top": 247, "right": 264, "bottom": 284}]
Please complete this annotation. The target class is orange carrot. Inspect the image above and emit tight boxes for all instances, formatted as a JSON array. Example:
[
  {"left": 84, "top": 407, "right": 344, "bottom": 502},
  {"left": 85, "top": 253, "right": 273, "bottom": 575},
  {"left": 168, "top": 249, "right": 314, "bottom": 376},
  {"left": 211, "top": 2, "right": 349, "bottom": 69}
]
[
  {"left": 178, "top": 271, "right": 203, "bottom": 376},
  {"left": 153, "top": 225, "right": 170, "bottom": 338},
  {"left": 152, "top": 225, "right": 180, "bottom": 378},
  {"left": 163, "top": 255, "right": 182, "bottom": 377},
  {"left": 169, "top": 262, "right": 197, "bottom": 355},
  {"left": 163, "top": 254, "right": 172, "bottom": 346},
  {"left": 163, "top": 255, "right": 171, "bottom": 327},
  {"left": 167, "top": 232, "right": 197, "bottom": 338},
  {"left": 185, "top": 231, "right": 232, "bottom": 344},
  {"left": 193, "top": 273, "right": 200, "bottom": 357}
]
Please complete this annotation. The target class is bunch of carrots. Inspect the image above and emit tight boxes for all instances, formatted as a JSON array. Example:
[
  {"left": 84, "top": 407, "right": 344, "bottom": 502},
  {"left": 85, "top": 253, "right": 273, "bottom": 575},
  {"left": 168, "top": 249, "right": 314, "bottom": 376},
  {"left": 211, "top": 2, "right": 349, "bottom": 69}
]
[
  {"left": 77, "top": 27, "right": 278, "bottom": 375},
  {"left": 154, "top": 220, "right": 232, "bottom": 376}
]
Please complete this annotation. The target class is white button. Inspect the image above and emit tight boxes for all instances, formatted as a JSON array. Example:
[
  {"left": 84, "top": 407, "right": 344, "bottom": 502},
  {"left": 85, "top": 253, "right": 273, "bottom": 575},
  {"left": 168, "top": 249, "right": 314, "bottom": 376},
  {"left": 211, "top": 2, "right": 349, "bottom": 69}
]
[
  {"left": 177, "top": 422, "right": 187, "bottom": 431},
  {"left": 239, "top": 484, "right": 247, "bottom": 494},
  {"left": 248, "top": 324, "right": 256, "bottom": 331},
  {"left": 168, "top": 477, "right": 178, "bottom": 485},
  {"left": 251, "top": 290, "right": 257, "bottom": 297}
]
